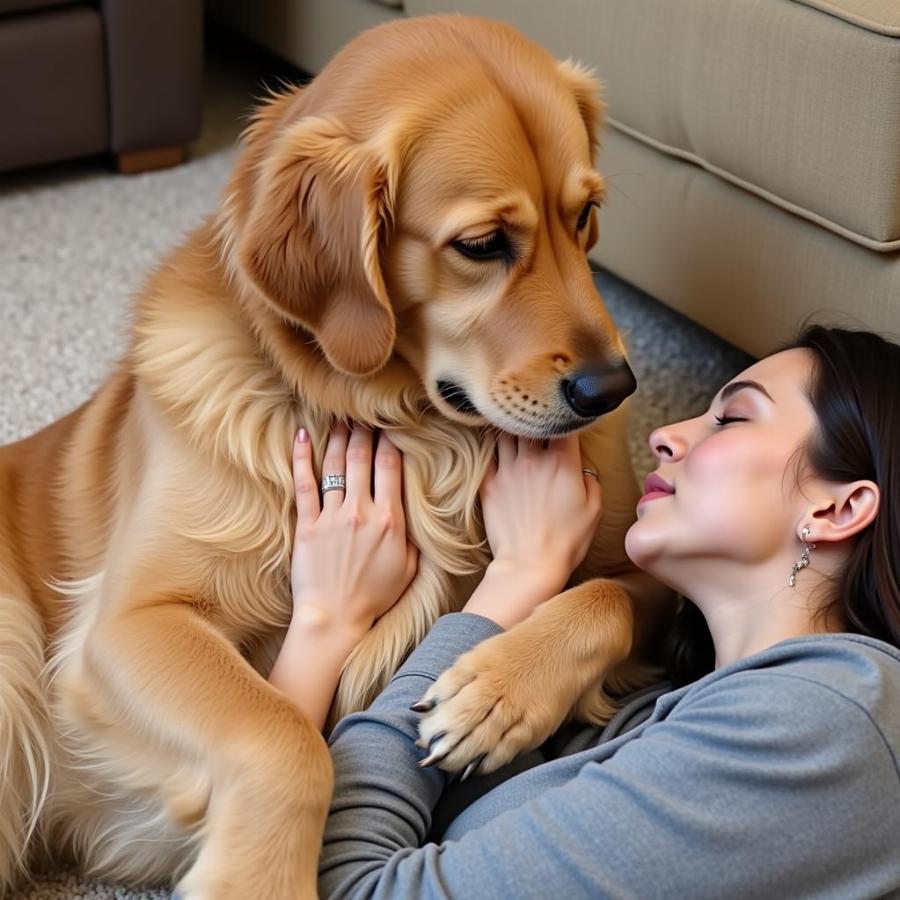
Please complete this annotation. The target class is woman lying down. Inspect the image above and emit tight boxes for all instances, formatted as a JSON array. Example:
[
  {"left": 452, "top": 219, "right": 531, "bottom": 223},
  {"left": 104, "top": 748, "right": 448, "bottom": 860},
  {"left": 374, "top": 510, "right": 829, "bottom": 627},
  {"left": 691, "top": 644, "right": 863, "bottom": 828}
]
[{"left": 267, "top": 325, "right": 900, "bottom": 899}]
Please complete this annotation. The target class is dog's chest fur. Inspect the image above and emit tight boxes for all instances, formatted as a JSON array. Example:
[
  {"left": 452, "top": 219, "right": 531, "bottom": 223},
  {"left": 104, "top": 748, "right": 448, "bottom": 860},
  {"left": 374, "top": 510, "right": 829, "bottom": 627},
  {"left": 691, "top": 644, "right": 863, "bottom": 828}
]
[
  {"left": 120, "top": 364, "right": 490, "bottom": 698},
  {"left": 182, "top": 408, "right": 494, "bottom": 717}
]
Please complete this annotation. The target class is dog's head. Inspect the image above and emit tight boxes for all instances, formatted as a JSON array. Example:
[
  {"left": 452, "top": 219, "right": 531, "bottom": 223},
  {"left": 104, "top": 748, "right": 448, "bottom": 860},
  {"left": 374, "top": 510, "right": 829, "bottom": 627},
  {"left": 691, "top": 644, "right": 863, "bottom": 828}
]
[{"left": 224, "top": 16, "right": 635, "bottom": 438}]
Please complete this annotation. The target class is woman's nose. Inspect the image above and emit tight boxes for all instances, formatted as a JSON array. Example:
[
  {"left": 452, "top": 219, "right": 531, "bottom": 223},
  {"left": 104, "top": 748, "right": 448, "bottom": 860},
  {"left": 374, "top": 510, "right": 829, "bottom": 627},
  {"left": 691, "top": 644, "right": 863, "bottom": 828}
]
[{"left": 648, "top": 422, "right": 686, "bottom": 461}]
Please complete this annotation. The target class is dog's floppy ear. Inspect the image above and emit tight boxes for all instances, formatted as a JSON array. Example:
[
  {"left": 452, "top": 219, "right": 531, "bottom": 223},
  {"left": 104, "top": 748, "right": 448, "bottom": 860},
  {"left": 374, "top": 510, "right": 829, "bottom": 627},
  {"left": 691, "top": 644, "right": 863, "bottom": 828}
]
[
  {"left": 237, "top": 115, "right": 398, "bottom": 376},
  {"left": 558, "top": 59, "right": 605, "bottom": 249},
  {"left": 557, "top": 58, "right": 605, "bottom": 164}
]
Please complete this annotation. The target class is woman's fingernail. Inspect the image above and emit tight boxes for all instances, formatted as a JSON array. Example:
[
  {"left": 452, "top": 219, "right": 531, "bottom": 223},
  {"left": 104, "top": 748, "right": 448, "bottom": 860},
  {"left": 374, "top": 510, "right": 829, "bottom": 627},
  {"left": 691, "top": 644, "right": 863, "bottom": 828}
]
[{"left": 297, "top": 428, "right": 309, "bottom": 444}]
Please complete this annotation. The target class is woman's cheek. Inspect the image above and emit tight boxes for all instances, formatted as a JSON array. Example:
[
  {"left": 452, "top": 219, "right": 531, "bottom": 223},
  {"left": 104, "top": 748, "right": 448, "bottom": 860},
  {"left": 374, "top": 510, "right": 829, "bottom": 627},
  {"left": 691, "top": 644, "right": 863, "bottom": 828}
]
[
  {"left": 675, "top": 441, "right": 733, "bottom": 532},
  {"left": 626, "top": 432, "right": 782, "bottom": 569},
  {"left": 629, "top": 435, "right": 744, "bottom": 555},
  {"left": 684, "top": 435, "right": 786, "bottom": 556},
  {"left": 683, "top": 430, "right": 739, "bottom": 482}
]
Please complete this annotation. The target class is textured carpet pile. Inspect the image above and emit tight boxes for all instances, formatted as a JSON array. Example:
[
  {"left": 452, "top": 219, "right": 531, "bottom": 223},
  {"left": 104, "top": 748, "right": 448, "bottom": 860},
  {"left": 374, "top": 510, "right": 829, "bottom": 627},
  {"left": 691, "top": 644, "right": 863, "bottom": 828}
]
[{"left": 1, "top": 38, "right": 751, "bottom": 900}]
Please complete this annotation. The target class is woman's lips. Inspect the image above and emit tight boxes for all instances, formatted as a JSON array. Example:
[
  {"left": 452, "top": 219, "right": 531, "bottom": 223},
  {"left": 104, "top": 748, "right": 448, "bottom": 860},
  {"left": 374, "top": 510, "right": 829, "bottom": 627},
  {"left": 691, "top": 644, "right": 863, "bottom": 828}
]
[
  {"left": 638, "top": 473, "right": 675, "bottom": 505},
  {"left": 638, "top": 489, "right": 673, "bottom": 504}
]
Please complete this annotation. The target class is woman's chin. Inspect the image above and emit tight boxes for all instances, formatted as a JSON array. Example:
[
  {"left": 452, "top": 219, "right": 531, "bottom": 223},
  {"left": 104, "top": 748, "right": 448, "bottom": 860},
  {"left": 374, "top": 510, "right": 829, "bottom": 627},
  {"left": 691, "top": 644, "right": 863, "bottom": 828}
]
[{"left": 624, "top": 520, "right": 663, "bottom": 573}]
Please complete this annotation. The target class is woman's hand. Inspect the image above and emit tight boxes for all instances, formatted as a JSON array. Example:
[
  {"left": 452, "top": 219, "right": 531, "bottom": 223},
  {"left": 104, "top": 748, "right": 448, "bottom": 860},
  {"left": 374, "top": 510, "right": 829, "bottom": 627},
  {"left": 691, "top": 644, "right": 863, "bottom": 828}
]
[
  {"left": 269, "top": 422, "right": 417, "bottom": 729},
  {"left": 464, "top": 433, "right": 602, "bottom": 629},
  {"left": 290, "top": 422, "right": 418, "bottom": 640}
]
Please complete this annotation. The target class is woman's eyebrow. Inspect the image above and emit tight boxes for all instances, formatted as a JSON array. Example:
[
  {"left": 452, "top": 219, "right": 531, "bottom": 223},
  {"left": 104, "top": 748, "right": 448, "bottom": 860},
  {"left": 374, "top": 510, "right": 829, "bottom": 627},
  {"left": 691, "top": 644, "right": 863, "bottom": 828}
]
[{"left": 717, "top": 380, "right": 775, "bottom": 404}]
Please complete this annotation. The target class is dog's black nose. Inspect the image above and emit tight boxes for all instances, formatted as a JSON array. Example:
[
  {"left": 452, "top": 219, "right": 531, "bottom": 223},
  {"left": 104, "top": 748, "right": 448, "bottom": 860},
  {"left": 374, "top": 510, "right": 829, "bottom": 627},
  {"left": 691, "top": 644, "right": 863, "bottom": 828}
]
[{"left": 561, "top": 361, "right": 637, "bottom": 418}]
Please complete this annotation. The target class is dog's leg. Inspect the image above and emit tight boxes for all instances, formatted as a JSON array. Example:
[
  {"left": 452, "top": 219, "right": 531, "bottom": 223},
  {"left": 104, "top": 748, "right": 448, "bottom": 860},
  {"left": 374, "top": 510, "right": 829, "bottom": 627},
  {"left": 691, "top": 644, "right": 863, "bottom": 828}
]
[
  {"left": 80, "top": 601, "right": 332, "bottom": 900},
  {"left": 0, "top": 579, "right": 52, "bottom": 895},
  {"left": 414, "top": 577, "right": 638, "bottom": 775}
]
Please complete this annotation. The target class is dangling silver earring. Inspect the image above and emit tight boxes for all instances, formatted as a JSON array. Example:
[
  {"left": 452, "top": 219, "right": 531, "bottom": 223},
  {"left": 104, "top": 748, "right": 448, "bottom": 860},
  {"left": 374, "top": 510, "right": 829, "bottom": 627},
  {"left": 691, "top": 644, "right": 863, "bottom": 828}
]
[{"left": 789, "top": 525, "right": 816, "bottom": 587}]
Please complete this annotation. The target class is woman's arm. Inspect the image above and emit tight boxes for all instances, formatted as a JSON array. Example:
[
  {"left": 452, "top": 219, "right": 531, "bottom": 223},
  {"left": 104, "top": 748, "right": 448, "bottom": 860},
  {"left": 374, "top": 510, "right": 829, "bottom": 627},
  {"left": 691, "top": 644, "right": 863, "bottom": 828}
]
[
  {"left": 320, "top": 628, "right": 900, "bottom": 899},
  {"left": 269, "top": 423, "right": 417, "bottom": 729},
  {"left": 268, "top": 608, "right": 367, "bottom": 732}
]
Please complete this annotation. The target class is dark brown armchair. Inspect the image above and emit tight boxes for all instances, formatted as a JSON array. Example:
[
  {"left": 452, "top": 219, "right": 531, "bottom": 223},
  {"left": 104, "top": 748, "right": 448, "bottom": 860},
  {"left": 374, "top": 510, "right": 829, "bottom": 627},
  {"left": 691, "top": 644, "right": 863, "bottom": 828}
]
[{"left": 0, "top": 0, "right": 203, "bottom": 174}]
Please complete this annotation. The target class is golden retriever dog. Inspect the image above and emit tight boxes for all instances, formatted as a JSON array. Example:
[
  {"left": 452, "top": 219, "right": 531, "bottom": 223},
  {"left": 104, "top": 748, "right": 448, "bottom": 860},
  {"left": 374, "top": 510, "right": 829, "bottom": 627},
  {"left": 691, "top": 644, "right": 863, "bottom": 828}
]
[{"left": 0, "top": 14, "right": 669, "bottom": 900}]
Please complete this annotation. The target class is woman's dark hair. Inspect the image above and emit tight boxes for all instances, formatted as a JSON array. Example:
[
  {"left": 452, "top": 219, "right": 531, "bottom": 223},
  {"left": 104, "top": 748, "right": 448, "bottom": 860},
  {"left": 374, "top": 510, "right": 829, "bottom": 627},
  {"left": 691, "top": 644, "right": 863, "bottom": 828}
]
[{"left": 667, "top": 325, "right": 900, "bottom": 686}]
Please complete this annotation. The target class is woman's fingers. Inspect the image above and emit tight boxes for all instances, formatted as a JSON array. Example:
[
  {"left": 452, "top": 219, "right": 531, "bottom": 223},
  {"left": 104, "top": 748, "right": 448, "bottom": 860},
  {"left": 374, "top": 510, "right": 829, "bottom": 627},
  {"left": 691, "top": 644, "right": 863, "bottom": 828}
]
[
  {"left": 405, "top": 539, "right": 419, "bottom": 584},
  {"left": 293, "top": 428, "right": 320, "bottom": 527},
  {"left": 479, "top": 455, "right": 498, "bottom": 491},
  {"left": 549, "top": 431, "right": 581, "bottom": 463},
  {"left": 374, "top": 431, "right": 403, "bottom": 515},
  {"left": 516, "top": 436, "right": 546, "bottom": 460},
  {"left": 496, "top": 433, "right": 516, "bottom": 469},
  {"left": 345, "top": 423, "right": 374, "bottom": 503},
  {"left": 321, "top": 421, "right": 350, "bottom": 512},
  {"left": 583, "top": 467, "right": 602, "bottom": 516},
  {"left": 478, "top": 455, "right": 498, "bottom": 510},
  {"left": 549, "top": 433, "right": 589, "bottom": 489}
]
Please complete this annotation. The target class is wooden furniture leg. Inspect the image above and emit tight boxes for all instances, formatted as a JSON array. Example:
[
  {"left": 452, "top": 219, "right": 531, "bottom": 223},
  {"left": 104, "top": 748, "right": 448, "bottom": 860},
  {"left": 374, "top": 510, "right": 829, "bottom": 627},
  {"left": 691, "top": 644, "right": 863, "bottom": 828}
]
[{"left": 116, "top": 145, "right": 186, "bottom": 174}]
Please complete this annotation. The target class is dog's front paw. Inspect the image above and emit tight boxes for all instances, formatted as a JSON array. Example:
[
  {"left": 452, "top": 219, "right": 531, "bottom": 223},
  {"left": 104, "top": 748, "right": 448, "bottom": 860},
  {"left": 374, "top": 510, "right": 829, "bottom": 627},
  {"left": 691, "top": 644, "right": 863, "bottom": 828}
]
[{"left": 412, "top": 627, "right": 588, "bottom": 779}]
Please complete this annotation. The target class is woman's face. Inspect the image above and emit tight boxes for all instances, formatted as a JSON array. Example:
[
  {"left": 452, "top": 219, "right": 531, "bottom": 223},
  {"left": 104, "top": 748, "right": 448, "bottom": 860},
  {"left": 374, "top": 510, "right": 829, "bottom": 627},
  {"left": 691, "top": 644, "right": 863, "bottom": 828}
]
[{"left": 625, "top": 348, "right": 819, "bottom": 591}]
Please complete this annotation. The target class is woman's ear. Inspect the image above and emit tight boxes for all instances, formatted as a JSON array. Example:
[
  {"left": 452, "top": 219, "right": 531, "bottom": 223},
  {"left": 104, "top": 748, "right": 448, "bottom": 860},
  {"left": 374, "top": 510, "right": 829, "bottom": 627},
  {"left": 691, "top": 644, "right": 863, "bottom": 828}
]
[
  {"left": 236, "top": 115, "right": 398, "bottom": 377},
  {"left": 807, "top": 480, "right": 880, "bottom": 543}
]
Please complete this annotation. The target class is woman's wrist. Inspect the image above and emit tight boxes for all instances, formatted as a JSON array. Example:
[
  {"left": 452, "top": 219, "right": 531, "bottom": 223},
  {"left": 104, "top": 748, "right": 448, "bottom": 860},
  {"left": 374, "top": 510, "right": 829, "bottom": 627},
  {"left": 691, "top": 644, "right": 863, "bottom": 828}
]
[
  {"left": 270, "top": 598, "right": 371, "bottom": 730},
  {"left": 463, "top": 559, "right": 568, "bottom": 629},
  {"left": 290, "top": 598, "right": 372, "bottom": 648}
]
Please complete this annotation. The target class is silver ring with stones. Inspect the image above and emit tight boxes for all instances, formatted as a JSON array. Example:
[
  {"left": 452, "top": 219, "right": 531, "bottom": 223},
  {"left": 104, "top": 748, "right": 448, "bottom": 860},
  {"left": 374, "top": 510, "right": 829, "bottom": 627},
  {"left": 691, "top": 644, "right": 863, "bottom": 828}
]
[
  {"left": 321, "top": 473, "right": 346, "bottom": 494},
  {"left": 582, "top": 468, "right": 599, "bottom": 481}
]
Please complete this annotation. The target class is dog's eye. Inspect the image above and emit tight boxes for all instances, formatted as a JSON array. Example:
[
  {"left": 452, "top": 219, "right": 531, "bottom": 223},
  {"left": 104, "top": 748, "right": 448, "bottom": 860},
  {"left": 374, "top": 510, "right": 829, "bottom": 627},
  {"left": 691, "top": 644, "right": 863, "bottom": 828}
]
[
  {"left": 452, "top": 231, "right": 513, "bottom": 262},
  {"left": 577, "top": 201, "right": 598, "bottom": 232}
]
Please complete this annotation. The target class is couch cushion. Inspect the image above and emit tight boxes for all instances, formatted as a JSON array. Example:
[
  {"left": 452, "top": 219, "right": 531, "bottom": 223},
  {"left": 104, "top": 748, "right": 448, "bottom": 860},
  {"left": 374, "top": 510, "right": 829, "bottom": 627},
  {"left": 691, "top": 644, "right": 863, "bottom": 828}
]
[
  {"left": 795, "top": 0, "right": 900, "bottom": 35},
  {"left": 408, "top": 0, "right": 900, "bottom": 252}
]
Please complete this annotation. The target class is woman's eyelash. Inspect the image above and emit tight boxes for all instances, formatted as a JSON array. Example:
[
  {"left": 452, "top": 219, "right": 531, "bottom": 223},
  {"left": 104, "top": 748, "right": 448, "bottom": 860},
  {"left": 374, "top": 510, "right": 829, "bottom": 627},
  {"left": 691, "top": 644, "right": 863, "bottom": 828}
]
[{"left": 714, "top": 415, "right": 749, "bottom": 427}]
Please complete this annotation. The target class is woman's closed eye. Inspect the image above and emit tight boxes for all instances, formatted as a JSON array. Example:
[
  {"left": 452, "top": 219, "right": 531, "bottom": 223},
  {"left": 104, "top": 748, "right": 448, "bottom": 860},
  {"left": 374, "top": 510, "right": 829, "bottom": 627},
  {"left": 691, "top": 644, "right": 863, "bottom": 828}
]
[{"left": 714, "top": 414, "right": 750, "bottom": 427}]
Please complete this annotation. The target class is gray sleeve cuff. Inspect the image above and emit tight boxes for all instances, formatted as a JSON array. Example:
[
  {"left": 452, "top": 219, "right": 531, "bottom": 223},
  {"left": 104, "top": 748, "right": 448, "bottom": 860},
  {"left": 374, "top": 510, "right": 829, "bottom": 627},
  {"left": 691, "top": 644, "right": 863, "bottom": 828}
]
[{"left": 390, "top": 612, "right": 504, "bottom": 684}]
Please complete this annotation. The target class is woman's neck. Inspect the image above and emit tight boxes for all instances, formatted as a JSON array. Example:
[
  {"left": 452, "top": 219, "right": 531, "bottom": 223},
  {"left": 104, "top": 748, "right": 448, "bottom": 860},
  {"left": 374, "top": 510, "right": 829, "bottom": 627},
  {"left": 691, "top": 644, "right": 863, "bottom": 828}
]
[{"left": 685, "top": 562, "right": 844, "bottom": 668}]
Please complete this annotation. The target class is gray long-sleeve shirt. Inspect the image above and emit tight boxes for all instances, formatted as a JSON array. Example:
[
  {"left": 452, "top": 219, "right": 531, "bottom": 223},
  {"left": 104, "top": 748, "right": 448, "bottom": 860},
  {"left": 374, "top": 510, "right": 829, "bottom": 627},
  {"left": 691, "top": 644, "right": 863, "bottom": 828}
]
[{"left": 319, "top": 613, "right": 900, "bottom": 899}]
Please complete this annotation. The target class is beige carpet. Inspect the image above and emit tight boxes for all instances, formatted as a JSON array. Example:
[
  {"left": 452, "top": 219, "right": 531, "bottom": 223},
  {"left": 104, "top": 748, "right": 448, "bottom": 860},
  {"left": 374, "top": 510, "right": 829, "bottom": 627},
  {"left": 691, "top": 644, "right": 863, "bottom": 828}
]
[{"left": 1, "top": 29, "right": 751, "bottom": 900}]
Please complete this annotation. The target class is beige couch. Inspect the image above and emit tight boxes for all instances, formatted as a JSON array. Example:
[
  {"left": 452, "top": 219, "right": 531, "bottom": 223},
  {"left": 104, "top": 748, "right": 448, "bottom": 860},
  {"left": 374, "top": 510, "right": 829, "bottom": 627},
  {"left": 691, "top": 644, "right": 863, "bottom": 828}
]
[{"left": 209, "top": 0, "right": 900, "bottom": 358}]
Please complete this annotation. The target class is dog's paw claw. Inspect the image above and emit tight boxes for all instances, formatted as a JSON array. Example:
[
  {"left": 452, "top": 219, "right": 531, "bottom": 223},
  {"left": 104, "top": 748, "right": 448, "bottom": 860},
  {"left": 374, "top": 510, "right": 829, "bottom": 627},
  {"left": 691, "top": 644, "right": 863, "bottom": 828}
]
[
  {"left": 413, "top": 622, "right": 601, "bottom": 775},
  {"left": 459, "top": 753, "right": 487, "bottom": 783}
]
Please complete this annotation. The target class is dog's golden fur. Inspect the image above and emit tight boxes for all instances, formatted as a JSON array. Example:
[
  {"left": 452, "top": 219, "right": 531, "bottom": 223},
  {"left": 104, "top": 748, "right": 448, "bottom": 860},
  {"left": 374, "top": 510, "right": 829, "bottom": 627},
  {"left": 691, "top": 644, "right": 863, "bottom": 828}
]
[{"left": 0, "top": 15, "right": 669, "bottom": 899}]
